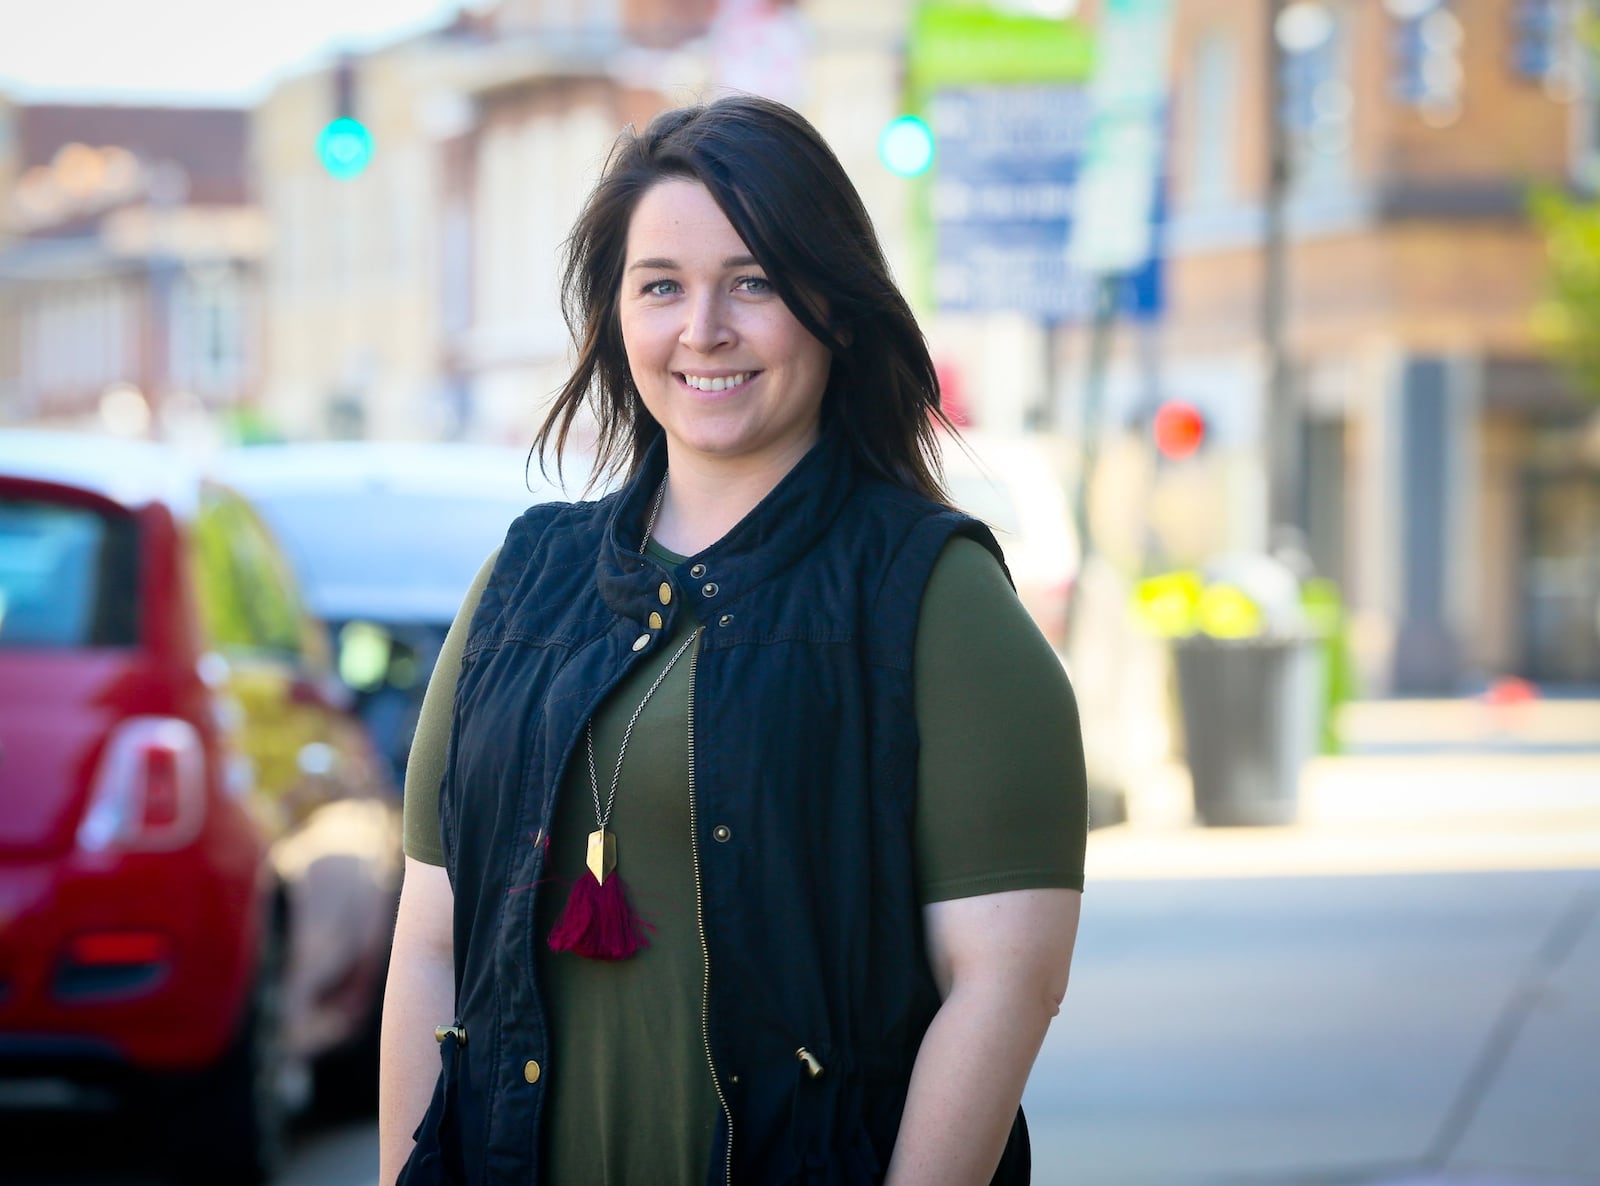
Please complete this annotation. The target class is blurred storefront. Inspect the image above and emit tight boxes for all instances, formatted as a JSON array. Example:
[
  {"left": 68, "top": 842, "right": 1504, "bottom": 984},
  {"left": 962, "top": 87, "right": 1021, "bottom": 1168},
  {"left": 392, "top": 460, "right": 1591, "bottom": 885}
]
[
  {"left": 0, "top": 103, "right": 263, "bottom": 440},
  {"left": 1073, "top": 0, "right": 1600, "bottom": 694},
  {"left": 9, "top": 1, "right": 1591, "bottom": 695}
]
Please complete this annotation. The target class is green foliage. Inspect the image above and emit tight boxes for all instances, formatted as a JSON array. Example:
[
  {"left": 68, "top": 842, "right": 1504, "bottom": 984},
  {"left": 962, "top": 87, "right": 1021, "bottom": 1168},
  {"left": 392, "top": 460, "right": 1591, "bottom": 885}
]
[{"left": 1530, "top": 185, "right": 1600, "bottom": 403}]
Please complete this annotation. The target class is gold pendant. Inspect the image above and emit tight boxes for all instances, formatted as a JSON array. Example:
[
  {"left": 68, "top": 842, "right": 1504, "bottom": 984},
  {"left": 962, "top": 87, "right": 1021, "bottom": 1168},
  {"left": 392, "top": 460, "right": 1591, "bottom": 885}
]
[{"left": 586, "top": 828, "right": 617, "bottom": 884}]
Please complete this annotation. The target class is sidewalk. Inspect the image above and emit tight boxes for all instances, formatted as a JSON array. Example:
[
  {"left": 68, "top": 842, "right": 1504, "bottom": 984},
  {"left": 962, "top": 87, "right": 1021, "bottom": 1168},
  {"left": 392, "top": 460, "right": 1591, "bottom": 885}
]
[
  {"left": 1339, "top": 697, "right": 1600, "bottom": 755},
  {"left": 1093, "top": 697, "right": 1600, "bottom": 882}
]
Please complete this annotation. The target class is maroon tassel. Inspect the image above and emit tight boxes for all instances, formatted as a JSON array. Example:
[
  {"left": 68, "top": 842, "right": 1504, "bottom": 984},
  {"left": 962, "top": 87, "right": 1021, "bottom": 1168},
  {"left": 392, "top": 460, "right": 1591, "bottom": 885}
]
[{"left": 547, "top": 868, "right": 652, "bottom": 960}]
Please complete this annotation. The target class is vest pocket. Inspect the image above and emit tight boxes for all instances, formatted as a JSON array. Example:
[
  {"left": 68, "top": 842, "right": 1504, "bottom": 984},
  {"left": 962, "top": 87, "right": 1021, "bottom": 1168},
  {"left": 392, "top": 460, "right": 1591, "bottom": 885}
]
[
  {"left": 397, "top": 1026, "right": 466, "bottom": 1186},
  {"left": 785, "top": 1054, "right": 883, "bottom": 1186}
]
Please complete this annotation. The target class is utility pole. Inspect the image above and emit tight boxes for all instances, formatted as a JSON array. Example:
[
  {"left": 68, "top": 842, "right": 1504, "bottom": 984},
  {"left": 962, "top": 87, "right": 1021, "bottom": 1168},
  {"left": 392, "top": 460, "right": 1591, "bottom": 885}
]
[{"left": 1263, "top": 0, "right": 1295, "bottom": 542}]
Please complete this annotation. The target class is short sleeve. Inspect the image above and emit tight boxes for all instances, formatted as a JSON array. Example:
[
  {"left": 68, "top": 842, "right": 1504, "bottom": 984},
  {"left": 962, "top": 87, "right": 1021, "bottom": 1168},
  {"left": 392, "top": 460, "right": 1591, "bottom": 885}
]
[
  {"left": 403, "top": 548, "right": 498, "bottom": 866},
  {"left": 914, "top": 535, "right": 1088, "bottom": 903}
]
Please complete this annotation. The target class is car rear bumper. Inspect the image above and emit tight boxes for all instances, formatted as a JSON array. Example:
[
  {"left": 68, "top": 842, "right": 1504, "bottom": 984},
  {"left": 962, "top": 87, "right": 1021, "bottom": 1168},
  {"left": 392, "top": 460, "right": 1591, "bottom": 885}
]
[{"left": 0, "top": 846, "right": 259, "bottom": 1074}]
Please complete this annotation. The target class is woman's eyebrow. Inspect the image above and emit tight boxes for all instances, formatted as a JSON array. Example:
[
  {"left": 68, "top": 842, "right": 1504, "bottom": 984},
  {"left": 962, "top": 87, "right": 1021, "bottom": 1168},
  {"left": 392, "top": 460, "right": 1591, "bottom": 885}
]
[{"left": 625, "top": 254, "right": 762, "bottom": 272}]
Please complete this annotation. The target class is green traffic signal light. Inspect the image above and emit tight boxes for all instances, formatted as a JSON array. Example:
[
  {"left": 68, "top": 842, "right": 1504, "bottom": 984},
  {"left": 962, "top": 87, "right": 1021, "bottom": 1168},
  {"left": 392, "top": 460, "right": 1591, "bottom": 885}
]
[
  {"left": 878, "top": 115, "right": 934, "bottom": 178},
  {"left": 317, "top": 117, "right": 375, "bottom": 180}
]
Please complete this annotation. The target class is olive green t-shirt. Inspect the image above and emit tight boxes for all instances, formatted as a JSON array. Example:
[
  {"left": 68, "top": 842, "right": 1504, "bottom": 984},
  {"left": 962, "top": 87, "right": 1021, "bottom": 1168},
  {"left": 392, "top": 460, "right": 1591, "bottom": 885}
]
[{"left": 403, "top": 534, "right": 1086, "bottom": 1185}]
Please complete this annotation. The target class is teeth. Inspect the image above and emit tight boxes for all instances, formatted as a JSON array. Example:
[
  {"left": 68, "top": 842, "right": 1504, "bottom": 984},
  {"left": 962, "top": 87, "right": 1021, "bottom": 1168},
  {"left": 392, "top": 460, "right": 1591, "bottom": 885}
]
[{"left": 682, "top": 372, "right": 751, "bottom": 392}]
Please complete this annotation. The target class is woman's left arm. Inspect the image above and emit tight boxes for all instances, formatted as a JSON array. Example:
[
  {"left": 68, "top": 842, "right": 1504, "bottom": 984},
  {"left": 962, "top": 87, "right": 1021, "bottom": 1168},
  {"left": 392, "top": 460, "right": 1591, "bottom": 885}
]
[{"left": 884, "top": 886, "right": 1082, "bottom": 1186}]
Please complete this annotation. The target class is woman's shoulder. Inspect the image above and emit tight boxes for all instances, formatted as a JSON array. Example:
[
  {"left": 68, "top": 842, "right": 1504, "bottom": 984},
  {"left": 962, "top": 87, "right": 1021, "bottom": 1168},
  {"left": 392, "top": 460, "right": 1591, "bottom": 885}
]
[{"left": 501, "top": 489, "right": 620, "bottom": 554}]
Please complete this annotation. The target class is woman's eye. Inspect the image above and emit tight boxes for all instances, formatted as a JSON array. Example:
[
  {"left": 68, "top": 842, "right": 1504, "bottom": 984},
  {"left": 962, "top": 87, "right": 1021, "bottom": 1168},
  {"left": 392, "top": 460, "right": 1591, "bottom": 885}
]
[
  {"left": 735, "top": 276, "right": 772, "bottom": 294},
  {"left": 643, "top": 279, "right": 680, "bottom": 297}
]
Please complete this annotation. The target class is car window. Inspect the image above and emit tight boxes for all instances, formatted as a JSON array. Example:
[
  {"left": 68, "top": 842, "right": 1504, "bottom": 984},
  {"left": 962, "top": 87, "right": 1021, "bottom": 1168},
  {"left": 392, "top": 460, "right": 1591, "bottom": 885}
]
[
  {"left": 191, "top": 490, "right": 304, "bottom": 658},
  {"left": 242, "top": 490, "right": 533, "bottom": 620},
  {"left": 0, "top": 496, "right": 139, "bottom": 648}
]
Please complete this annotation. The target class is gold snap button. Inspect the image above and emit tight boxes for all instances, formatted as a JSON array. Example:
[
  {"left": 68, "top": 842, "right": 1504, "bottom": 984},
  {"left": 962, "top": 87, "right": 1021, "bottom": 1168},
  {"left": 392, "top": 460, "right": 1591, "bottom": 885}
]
[
  {"left": 712, "top": 824, "right": 732, "bottom": 843},
  {"left": 632, "top": 634, "right": 651, "bottom": 652},
  {"left": 718, "top": 614, "right": 733, "bottom": 627},
  {"left": 690, "top": 564, "right": 707, "bottom": 579},
  {"left": 523, "top": 1060, "right": 541, "bottom": 1084},
  {"left": 649, "top": 611, "right": 663, "bottom": 629},
  {"left": 702, "top": 582, "right": 719, "bottom": 598},
  {"left": 658, "top": 582, "right": 672, "bottom": 606}
]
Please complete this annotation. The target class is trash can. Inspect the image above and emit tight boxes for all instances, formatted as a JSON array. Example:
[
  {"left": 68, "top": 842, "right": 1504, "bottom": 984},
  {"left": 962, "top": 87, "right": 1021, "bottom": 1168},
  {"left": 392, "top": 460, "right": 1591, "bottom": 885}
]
[{"left": 1172, "top": 633, "right": 1323, "bottom": 826}]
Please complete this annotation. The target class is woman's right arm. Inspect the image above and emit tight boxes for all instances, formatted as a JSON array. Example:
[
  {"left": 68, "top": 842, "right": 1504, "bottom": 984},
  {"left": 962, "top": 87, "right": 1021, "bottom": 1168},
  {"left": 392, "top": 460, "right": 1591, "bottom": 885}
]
[
  {"left": 379, "top": 857, "right": 455, "bottom": 1185},
  {"left": 377, "top": 550, "right": 495, "bottom": 1183}
]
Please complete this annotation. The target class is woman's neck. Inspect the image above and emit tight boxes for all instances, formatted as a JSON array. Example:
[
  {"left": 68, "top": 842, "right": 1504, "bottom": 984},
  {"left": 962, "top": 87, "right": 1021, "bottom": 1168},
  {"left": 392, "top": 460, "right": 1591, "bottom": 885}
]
[{"left": 648, "top": 442, "right": 811, "bottom": 556}]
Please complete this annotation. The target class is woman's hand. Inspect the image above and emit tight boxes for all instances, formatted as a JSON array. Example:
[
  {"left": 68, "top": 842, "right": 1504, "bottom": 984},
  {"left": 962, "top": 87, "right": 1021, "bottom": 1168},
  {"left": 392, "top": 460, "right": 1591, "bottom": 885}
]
[
  {"left": 885, "top": 887, "right": 1082, "bottom": 1186},
  {"left": 378, "top": 857, "right": 456, "bottom": 1186}
]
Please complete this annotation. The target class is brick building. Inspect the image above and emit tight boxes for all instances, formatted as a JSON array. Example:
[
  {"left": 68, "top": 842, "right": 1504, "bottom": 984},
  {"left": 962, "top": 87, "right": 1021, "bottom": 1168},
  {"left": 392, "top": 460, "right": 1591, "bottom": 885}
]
[
  {"left": 1090, "top": 0, "right": 1598, "bottom": 692},
  {"left": 0, "top": 103, "right": 263, "bottom": 437}
]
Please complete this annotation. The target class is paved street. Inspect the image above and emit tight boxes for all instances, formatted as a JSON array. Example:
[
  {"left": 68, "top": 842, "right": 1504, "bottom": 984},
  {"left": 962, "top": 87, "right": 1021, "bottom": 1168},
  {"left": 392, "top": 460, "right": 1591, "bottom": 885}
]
[
  {"left": 1028, "top": 866, "right": 1600, "bottom": 1186},
  {"left": 1033, "top": 704, "right": 1600, "bottom": 1186},
  {"left": 5, "top": 711, "right": 1597, "bottom": 1186}
]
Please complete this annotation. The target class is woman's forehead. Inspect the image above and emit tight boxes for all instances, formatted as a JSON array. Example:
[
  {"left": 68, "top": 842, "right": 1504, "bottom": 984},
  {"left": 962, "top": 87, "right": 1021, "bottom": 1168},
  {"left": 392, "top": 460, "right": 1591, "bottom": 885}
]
[{"left": 625, "top": 178, "right": 752, "bottom": 262}]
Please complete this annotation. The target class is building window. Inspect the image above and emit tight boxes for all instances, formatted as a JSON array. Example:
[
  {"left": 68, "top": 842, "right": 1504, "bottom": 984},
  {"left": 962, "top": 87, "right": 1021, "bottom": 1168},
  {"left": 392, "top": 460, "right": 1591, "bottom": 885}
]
[
  {"left": 1509, "top": 0, "right": 1583, "bottom": 89},
  {"left": 1389, "top": 0, "right": 1464, "bottom": 126},
  {"left": 1581, "top": 19, "right": 1600, "bottom": 190},
  {"left": 172, "top": 268, "right": 247, "bottom": 397}
]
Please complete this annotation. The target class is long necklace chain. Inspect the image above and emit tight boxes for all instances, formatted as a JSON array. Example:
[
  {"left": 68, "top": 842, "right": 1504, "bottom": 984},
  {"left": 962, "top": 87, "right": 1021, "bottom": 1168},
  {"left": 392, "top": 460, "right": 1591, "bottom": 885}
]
[
  {"left": 586, "top": 472, "right": 687, "bottom": 831},
  {"left": 586, "top": 632, "right": 696, "bottom": 829}
]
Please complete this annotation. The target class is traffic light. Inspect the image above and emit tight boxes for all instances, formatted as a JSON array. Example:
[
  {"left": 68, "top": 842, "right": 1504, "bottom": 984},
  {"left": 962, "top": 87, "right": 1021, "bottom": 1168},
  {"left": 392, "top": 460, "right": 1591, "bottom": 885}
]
[
  {"left": 1152, "top": 400, "right": 1206, "bottom": 461},
  {"left": 317, "top": 118, "right": 374, "bottom": 180},
  {"left": 878, "top": 115, "right": 935, "bottom": 178},
  {"left": 317, "top": 56, "right": 373, "bottom": 180}
]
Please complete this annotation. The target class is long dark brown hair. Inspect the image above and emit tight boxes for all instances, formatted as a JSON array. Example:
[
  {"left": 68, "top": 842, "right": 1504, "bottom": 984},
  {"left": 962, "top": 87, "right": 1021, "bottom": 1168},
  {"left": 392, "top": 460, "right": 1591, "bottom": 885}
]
[{"left": 535, "top": 94, "right": 954, "bottom": 502}]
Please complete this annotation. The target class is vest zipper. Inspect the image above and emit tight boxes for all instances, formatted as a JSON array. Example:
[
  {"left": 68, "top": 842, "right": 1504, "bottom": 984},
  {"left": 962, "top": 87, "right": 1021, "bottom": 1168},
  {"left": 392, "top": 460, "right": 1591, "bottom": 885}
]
[{"left": 685, "top": 628, "right": 733, "bottom": 1185}]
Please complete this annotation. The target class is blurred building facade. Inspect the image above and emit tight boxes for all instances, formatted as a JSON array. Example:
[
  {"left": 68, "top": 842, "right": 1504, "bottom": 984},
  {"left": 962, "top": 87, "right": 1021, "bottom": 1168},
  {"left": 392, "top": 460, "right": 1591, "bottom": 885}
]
[
  {"left": 253, "top": 22, "right": 475, "bottom": 442},
  {"left": 1083, "top": 0, "right": 1598, "bottom": 693},
  {"left": 6, "top": 0, "right": 1589, "bottom": 694},
  {"left": 0, "top": 103, "right": 264, "bottom": 439},
  {"left": 419, "top": 0, "right": 717, "bottom": 445},
  {"left": 250, "top": 0, "right": 889, "bottom": 448}
]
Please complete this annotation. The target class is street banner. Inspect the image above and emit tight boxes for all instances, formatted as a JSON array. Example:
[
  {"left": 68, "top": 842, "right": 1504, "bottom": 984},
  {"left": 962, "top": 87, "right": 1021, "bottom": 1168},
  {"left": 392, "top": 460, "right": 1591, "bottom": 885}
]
[
  {"left": 928, "top": 85, "right": 1094, "bottom": 317},
  {"left": 906, "top": 0, "right": 1162, "bottom": 320},
  {"left": 1069, "top": 0, "right": 1175, "bottom": 275}
]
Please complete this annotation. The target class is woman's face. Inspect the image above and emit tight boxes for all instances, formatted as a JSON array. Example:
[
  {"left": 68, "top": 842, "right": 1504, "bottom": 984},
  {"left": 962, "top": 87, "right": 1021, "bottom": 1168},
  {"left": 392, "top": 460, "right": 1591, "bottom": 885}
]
[{"left": 617, "top": 178, "right": 832, "bottom": 475}]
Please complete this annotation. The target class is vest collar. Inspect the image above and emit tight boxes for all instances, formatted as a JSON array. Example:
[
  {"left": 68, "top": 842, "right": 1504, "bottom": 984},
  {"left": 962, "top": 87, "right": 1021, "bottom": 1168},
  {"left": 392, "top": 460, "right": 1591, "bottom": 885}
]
[{"left": 596, "top": 429, "right": 859, "bottom": 623}]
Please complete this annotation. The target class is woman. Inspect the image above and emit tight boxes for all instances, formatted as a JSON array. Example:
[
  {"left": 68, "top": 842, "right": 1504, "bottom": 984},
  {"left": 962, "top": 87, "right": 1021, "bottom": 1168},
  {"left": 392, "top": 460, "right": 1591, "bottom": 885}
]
[{"left": 379, "top": 95, "right": 1086, "bottom": 1186}]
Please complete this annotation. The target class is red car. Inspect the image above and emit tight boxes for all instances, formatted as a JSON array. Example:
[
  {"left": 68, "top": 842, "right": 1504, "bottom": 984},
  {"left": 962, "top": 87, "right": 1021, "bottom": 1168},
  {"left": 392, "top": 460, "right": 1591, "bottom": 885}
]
[{"left": 0, "top": 431, "right": 402, "bottom": 1183}]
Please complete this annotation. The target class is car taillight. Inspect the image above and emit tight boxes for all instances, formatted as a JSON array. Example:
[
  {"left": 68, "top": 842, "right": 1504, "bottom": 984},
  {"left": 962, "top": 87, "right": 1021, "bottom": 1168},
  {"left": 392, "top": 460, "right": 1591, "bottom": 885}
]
[
  {"left": 77, "top": 717, "right": 207, "bottom": 853},
  {"left": 67, "top": 930, "right": 171, "bottom": 966}
]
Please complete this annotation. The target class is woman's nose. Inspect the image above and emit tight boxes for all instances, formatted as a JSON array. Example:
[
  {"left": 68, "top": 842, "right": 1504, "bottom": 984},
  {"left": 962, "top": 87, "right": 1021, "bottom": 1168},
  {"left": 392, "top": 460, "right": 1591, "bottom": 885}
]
[{"left": 680, "top": 291, "right": 733, "bottom": 352}]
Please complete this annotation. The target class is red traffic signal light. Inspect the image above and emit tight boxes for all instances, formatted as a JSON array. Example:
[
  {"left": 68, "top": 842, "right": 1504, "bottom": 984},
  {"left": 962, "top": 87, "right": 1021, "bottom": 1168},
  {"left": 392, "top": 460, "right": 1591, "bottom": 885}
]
[{"left": 1152, "top": 400, "right": 1206, "bottom": 460}]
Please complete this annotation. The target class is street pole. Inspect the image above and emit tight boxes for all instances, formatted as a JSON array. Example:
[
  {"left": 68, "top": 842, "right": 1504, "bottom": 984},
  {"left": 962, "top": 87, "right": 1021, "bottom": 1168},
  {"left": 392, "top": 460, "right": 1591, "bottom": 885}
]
[
  {"left": 1074, "top": 273, "right": 1120, "bottom": 560},
  {"left": 1263, "top": 0, "right": 1294, "bottom": 543}
]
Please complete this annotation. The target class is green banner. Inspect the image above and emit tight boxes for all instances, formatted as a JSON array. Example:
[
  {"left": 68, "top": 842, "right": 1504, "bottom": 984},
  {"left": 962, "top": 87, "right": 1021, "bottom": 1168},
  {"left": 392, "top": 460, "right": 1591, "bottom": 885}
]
[{"left": 909, "top": 1, "right": 1096, "bottom": 89}]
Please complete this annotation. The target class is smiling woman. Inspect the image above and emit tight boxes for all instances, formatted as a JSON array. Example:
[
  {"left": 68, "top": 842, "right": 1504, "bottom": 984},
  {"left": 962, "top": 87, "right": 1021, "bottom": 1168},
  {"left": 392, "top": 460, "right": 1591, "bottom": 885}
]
[
  {"left": 615, "top": 179, "right": 834, "bottom": 540},
  {"left": 381, "top": 95, "right": 1087, "bottom": 1186}
]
